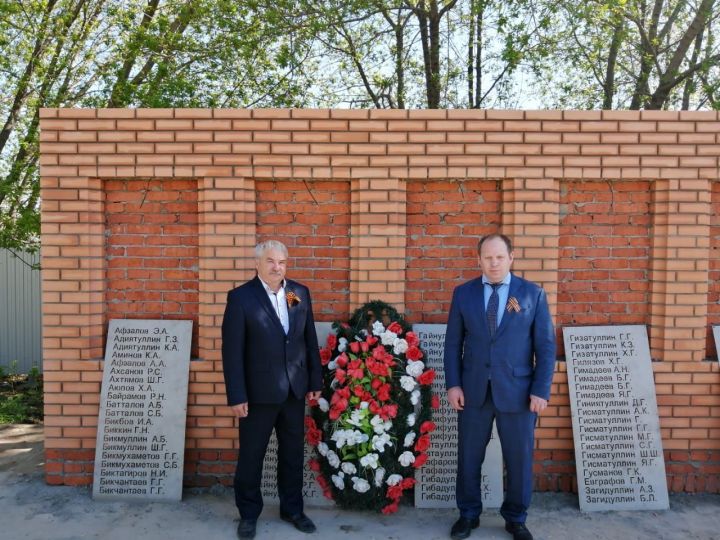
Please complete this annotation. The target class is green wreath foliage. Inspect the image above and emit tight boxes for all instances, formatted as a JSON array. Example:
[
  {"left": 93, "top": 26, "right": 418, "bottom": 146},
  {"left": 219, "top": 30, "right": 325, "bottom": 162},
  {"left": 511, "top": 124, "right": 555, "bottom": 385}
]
[{"left": 306, "top": 300, "right": 437, "bottom": 513}]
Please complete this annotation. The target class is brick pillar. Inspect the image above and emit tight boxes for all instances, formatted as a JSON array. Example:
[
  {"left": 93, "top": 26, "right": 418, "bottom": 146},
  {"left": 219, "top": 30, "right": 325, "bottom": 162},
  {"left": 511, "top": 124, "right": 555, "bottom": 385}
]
[
  {"left": 349, "top": 179, "right": 407, "bottom": 311},
  {"left": 650, "top": 179, "right": 711, "bottom": 362},
  {"left": 194, "top": 176, "right": 256, "bottom": 452},
  {"left": 41, "top": 172, "right": 105, "bottom": 480},
  {"left": 501, "top": 178, "right": 561, "bottom": 311}
]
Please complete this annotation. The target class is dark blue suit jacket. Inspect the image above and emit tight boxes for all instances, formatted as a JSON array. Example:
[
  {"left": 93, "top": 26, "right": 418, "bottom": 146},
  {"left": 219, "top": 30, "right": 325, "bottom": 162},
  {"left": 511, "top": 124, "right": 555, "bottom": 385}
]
[
  {"left": 222, "top": 276, "right": 322, "bottom": 406},
  {"left": 443, "top": 273, "right": 556, "bottom": 412}
]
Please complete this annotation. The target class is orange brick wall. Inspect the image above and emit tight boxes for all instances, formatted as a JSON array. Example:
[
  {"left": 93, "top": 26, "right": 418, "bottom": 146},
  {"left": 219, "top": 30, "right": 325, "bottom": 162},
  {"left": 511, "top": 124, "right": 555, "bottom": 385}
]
[
  {"left": 105, "top": 178, "right": 199, "bottom": 355},
  {"left": 39, "top": 108, "right": 720, "bottom": 492},
  {"left": 255, "top": 180, "right": 350, "bottom": 320},
  {"left": 406, "top": 180, "right": 500, "bottom": 323}
]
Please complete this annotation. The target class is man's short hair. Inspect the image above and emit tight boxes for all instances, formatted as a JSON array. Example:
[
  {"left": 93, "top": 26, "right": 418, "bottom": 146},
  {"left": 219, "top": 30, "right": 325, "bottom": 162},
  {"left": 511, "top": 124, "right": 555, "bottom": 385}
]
[
  {"left": 477, "top": 233, "right": 513, "bottom": 255},
  {"left": 255, "top": 240, "right": 288, "bottom": 259}
]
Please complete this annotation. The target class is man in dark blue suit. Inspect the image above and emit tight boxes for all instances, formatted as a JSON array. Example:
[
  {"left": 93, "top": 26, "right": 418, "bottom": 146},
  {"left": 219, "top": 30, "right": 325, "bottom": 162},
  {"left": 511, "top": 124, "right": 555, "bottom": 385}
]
[
  {"left": 222, "top": 240, "right": 322, "bottom": 539},
  {"left": 443, "top": 234, "right": 556, "bottom": 540}
]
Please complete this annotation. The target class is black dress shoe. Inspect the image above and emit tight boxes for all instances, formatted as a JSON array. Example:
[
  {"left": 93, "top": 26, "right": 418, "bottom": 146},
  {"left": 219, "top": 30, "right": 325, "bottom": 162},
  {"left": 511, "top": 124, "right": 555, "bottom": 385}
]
[
  {"left": 505, "top": 522, "right": 533, "bottom": 540},
  {"left": 237, "top": 519, "right": 257, "bottom": 539},
  {"left": 280, "top": 511, "right": 316, "bottom": 533},
  {"left": 450, "top": 516, "right": 480, "bottom": 540}
]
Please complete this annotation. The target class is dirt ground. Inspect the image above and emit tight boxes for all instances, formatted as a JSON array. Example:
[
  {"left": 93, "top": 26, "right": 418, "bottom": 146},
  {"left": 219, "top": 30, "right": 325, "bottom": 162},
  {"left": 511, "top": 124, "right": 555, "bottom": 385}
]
[{"left": 1, "top": 424, "right": 719, "bottom": 540}]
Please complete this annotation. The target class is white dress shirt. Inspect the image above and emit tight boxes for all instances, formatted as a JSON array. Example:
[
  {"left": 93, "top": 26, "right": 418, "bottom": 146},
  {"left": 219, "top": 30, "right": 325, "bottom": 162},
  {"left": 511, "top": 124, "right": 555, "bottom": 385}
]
[{"left": 259, "top": 278, "right": 289, "bottom": 334}]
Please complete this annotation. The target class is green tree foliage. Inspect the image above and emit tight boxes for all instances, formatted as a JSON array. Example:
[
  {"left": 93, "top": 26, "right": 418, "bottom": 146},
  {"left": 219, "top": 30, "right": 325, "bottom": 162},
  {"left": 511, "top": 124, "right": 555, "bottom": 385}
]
[
  {"left": 539, "top": 0, "right": 720, "bottom": 110},
  {"left": 1, "top": 0, "right": 719, "bottom": 251},
  {"left": 0, "top": 0, "right": 319, "bottom": 252}
]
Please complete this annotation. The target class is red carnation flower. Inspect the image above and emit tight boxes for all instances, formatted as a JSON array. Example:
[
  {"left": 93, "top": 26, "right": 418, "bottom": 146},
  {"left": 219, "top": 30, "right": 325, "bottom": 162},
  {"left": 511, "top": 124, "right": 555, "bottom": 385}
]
[
  {"left": 387, "top": 321, "right": 403, "bottom": 334},
  {"left": 420, "top": 420, "right": 437, "bottom": 434},
  {"left": 431, "top": 394, "right": 440, "bottom": 409},
  {"left": 305, "top": 416, "right": 317, "bottom": 429},
  {"left": 412, "top": 453, "right": 428, "bottom": 468},
  {"left": 349, "top": 341, "right": 360, "bottom": 354},
  {"left": 386, "top": 484, "right": 403, "bottom": 500},
  {"left": 326, "top": 334, "right": 337, "bottom": 350},
  {"left": 308, "top": 459, "right": 321, "bottom": 472},
  {"left": 334, "top": 368, "right": 346, "bottom": 384},
  {"left": 348, "top": 359, "right": 364, "bottom": 379},
  {"left": 406, "top": 346, "right": 424, "bottom": 360},
  {"left": 405, "top": 331, "right": 419, "bottom": 347},
  {"left": 336, "top": 352, "right": 348, "bottom": 368},
  {"left": 377, "top": 384, "right": 391, "bottom": 402},
  {"left": 400, "top": 477, "right": 416, "bottom": 489},
  {"left": 418, "top": 369, "right": 435, "bottom": 386},
  {"left": 306, "top": 428, "right": 322, "bottom": 446},
  {"left": 415, "top": 434, "right": 431, "bottom": 452},
  {"left": 360, "top": 341, "right": 369, "bottom": 353},
  {"left": 366, "top": 335, "right": 379, "bottom": 346},
  {"left": 381, "top": 501, "right": 399, "bottom": 515},
  {"left": 319, "top": 347, "right": 332, "bottom": 365}
]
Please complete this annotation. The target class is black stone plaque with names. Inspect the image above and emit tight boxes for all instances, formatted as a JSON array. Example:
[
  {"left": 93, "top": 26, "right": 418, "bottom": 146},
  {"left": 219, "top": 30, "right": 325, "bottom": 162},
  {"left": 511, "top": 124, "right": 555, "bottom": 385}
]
[
  {"left": 563, "top": 325, "right": 669, "bottom": 511},
  {"left": 412, "top": 324, "right": 502, "bottom": 509},
  {"left": 93, "top": 319, "right": 192, "bottom": 501}
]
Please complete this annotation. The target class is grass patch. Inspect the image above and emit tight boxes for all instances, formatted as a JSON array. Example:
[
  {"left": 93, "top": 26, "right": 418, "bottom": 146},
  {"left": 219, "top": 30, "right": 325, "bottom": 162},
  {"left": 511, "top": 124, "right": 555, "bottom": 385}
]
[{"left": 0, "top": 365, "right": 43, "bottom": 424}]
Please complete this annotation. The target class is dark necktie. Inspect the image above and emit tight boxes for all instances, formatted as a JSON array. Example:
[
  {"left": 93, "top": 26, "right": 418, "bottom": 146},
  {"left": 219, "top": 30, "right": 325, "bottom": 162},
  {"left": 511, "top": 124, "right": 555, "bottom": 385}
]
[{"left": 487, "top": 283, "right": 501, "bottom": 337}]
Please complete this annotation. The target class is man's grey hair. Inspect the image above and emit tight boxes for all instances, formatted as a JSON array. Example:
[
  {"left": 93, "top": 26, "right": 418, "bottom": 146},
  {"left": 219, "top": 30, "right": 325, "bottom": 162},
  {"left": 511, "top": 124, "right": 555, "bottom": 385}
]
[{"left": 255, "top": 240, "right": 288, "bottom": 259}]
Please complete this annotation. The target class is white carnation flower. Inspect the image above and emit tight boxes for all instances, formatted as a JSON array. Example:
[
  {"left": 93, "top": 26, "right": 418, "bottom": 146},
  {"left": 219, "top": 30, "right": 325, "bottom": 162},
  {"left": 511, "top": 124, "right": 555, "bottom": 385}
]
[
  {"left": 372, "top": 320, "right": 385, "bottom": 336},
  {"left": 341, "top": 462, "right": 357, "bottom": 475},
  {"left": 371, "top": 415, "right": 388, "bottom": 434},
  {"left": 371, "top": 433, "right": 392, "bottom": 453},
  {"left": 331, "top": 429, "right": 350, "bottom": 448},
  {"left": 331, "top": 473, "right": 345, "bottom": 490},
  {"left": 374, "top": 467, "right": 386, "bottom": 487},
  {"left": 400, "top": 375, "right": 417, "bottom": 392},
  {"left": 338, "top": 337, "right": 348, "bottom": 352},
  {"left": 359, "top": 401, "right": 369, "bottom": 410},
  {"left": 317, "top": 442, "right": 329, "bottom": 456},
  {"left": 410, "top": 389, "right": 421, "bottom": 405},
  {"left": 360, "top": 452, "right": 380, "bottom": 469},
  {"left": 393, "top": 338, "right": 408, "bottom": 355},
  {"left": 380, "top": 331, "right": 397, "bottom": 346},
  {"left": 398, "top": 451, "right": 416, "bottom": 467},
  {"left": 318, "top": 397, "right": 329, "bottom": 412},
  {"left": 406, "top": 360, "right": 425, "bottom": 378},
  {"left": 327, "top": 450, "right": 340, "bottom": 468},
  {"left": 386, "top": 474, "right": 403, "bottom": 486},
  {"left": 328, "top": 359, "right": 338, "bottom": 370},
  {"left": 403, "top": 432, "right": 416, "bottom": 447},
  {"left": 407, "top": 413, "right": 416, "bottom": 427},
  {"left": 352, "top": 476, "right": 371, "bottom": 493},
  {"left": 348, "top": 409, "right": 365, "bottom": 427}
]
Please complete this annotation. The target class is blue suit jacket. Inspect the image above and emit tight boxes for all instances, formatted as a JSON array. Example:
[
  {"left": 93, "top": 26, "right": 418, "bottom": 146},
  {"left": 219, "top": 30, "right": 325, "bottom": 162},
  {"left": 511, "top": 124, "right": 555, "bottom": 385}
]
[
  {"left": 443, "top": 273, "right": 556, "bottom": 412},
  {"left": 221, "top": 276, "right": 322, "bottom": 406}
]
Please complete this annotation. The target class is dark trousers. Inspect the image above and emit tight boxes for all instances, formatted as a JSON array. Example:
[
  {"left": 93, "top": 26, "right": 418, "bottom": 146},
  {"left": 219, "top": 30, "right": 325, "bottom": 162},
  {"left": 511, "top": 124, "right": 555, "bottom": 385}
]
[
  {"left": 234, "top": 394, "right": 305, "bottom": 520},
  {"left": 456, "top": 383, "right": 536, "bottom": 524}
]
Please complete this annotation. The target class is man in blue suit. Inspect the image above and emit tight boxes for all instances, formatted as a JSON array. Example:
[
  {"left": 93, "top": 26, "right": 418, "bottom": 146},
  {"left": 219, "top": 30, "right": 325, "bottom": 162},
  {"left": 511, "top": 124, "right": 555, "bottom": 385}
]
[
  {"left": 443, "top": 234, "right": 556, "bottom": 540},
  {"left": 222, "top": 240, "right": 322, "bottom": 539}
]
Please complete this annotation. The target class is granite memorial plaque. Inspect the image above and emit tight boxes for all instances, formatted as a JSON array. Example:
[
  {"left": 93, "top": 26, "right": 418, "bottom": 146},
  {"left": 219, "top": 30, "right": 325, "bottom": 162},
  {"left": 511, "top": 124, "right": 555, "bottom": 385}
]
[
  {"left": 713, "top": 326, "right": 720, "bottom": 365},
  {"left": 564, "top": 325, "right": 669, "bottom": 511},
  {"left": 412, "top": 324, "right": 502, "bottom": 509},
  {"left": 93, "top": 319, "right": 192, "bottom": 501},
  {"left": 258, "top": 322, "right": 335, "bottom": 507}
]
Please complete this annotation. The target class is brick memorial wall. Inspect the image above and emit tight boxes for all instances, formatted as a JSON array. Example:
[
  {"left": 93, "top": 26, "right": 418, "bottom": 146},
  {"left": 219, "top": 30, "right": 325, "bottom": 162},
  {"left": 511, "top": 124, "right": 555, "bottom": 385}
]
[{"left": 39, "top": 108, "right": 720, "bottom": 494}]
